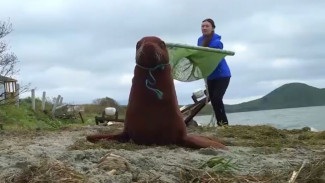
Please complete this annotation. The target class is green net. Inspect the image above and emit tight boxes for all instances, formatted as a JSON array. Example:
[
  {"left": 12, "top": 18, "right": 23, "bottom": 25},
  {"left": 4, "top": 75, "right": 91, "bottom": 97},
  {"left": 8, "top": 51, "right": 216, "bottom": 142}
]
[{"left": 166, "top": 43, "right": 235, "bottom": 82}]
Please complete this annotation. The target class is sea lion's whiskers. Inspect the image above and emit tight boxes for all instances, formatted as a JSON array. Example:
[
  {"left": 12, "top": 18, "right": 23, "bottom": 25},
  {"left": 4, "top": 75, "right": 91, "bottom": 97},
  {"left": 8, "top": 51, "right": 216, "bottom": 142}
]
[{"left": 155, "top": 52, "right": 162, "bottom": 62}]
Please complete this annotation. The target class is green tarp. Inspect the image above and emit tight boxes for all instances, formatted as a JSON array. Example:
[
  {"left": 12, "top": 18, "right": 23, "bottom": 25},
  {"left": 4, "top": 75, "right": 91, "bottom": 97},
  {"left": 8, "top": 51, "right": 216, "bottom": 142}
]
[{"left": 166, "top": 43, "right": 235, "bottom": 82}]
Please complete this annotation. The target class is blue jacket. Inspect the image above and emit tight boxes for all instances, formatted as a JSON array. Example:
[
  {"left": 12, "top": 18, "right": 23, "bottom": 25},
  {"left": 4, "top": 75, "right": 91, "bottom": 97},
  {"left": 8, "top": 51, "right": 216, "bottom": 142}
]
[{"left": 197, "top": 33, "right": 231, "bottom": 80}]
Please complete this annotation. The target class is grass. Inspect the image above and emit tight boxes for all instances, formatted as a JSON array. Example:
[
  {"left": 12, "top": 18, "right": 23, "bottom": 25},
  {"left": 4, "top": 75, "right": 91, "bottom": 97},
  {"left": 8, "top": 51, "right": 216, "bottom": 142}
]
[
  {"left": 4, "top": 159, "right": 85, "bottom": 183},
  {"left": 66, "top": 123, "right": 325, "bottom": 182},
  {"left": 181, "top": 125, "right": 325, "bottom": 182},
  {"left": 0, "top": 98, "right": 98, "bottom": 131},
  {"left": 188, "top": 125, "right": 325, "bottom": 149},
  {"left": 69, "top": 138, "right": 151, "bottom": 151},
  {"left": 295, "top": 157, "right": 325, "bottom": 183},
  {"left": 69, "top": 122, "right": 180, "bottom": 151},
  {"left": 1, "top": 100, "right": 324, "bottom": 182},
  {"left": 68, "top": 122, "right": 323, "bottom": 159},
  {"left": 2, "top": 100, "right": 323, "bottom": 151},
  {"left": 199, "top": 157, "right": 240, "bottom": 173},
  {"left": 0, "top": 102, "right": 60, "bottom": 130},
  {"left": 178, "top": 158, "right": 325, "bottom": 183}
]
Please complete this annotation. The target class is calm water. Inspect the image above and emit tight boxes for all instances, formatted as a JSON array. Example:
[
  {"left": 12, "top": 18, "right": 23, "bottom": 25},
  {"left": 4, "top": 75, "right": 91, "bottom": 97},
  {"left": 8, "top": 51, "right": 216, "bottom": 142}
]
[{"left": 194, "top": 106, "right": 325, "bottom": 131}]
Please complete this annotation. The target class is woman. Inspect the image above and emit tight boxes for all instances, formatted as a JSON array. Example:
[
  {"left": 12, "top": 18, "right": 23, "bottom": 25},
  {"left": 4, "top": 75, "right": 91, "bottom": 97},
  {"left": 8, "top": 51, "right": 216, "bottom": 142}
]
[{"left": 197, "top": 18, "right": 231, "bottom": 126}]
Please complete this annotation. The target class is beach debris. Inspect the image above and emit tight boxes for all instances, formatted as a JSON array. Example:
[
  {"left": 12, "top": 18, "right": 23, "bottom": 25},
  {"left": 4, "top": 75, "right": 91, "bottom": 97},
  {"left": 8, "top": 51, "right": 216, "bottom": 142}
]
[
  {"left": 95, "top": 107, "right": 124, "bottom": 125},
  {"left": 288, "top": 160, "right": 306, "bottom": 183},
  {"left": 7, "top": 159, "right": 84, "bottom": 183},
  {"left": 97, "top": 153, "right": 130, "bottom": 174}
]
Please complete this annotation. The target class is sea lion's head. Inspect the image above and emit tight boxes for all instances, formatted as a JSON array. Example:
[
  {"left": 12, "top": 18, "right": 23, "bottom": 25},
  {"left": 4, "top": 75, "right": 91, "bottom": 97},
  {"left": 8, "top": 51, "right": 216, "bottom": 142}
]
[{"left": 135, "top": 36, "right": 169, "bottom": 68}]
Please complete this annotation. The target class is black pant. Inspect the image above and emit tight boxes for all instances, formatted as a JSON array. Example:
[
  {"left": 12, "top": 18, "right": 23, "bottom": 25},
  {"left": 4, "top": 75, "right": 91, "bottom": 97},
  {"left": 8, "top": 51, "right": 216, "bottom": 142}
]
[{"left": 207, "top": 77, "right": 230, "bottom": 126}]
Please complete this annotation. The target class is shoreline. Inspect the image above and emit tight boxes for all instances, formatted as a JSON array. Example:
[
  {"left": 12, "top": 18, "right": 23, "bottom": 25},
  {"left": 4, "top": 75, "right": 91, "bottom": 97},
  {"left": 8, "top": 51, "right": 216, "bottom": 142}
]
[{"left": 194, "top": 105, "right": 325, "bottom": 131}]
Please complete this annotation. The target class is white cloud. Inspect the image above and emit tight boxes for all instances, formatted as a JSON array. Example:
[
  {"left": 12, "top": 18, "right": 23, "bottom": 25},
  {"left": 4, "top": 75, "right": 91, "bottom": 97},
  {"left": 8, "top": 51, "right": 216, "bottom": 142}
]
[
  {"left": 119, "top": 74, "right": 133, "bottom": 86},
  {"left": 271, "top": 58, "right": 300, "bottom": 69},
  {"left": 231, "top": 43, "right": 247, "bottom": 53}
]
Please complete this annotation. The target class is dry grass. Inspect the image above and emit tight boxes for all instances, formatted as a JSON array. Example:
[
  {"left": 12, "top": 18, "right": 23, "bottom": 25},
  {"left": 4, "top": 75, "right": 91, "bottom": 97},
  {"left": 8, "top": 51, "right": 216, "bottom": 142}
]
[
  {"left": 178, "top": 158, "right": 325, "bottom": 183},
  {"left": 189, "top": 125, "right": 325, "bottom": 149},
  {"left": 69, "top": 122, "right": 180, "bottom": 151},
  {"left": 68, "top": 138, "right": 150, "bottom": 151},
  {"left": 69, "top": 138, "right": 180, "bottom": 151},
  {"left": 4, "top": 159, "right": 85, "bottom": 183},
  {"left": 295, "top": 158, "right": 325, "bottom": 183},
  {"left": 4, "top": 124, "right": 323, "bottom": 183}
]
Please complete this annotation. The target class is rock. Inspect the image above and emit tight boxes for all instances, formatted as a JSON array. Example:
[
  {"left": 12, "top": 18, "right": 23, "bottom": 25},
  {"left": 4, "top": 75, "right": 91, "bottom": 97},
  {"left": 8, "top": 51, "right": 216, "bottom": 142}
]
[{"left": 97, "top": 153, "right": 130, "bottom": 174}]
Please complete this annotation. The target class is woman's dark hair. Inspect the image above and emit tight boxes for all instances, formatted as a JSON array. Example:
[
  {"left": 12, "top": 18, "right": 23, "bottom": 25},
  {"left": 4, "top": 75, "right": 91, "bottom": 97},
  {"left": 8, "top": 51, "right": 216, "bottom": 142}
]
[
  {"left": 202, "top": 18, "right": 215, "bottom": 47},
  {"left": 203, "top": 18, "right": 215, "bottom": 28}
]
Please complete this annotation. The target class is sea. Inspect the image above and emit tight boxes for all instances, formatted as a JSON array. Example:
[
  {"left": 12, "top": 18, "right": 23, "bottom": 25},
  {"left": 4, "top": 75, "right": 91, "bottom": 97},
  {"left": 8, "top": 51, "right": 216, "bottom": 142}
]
[{"left": 194, "top": 105, "right": 325, "bottom": 131}]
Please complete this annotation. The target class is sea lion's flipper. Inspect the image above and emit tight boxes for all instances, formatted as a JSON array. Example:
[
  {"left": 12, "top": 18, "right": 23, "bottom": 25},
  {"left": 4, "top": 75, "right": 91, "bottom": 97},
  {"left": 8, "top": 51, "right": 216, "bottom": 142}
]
[
  {"left": 86, "top": 131, "right": 130, "bottom": 143},
  {"left": 182, "top": 135, "right": 228, "bottom": 150}
]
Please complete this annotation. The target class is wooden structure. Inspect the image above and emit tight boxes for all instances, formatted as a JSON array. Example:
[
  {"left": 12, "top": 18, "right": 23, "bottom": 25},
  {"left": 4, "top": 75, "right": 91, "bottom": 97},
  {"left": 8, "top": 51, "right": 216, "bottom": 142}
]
[
  {"left": 0, "top": 75, "right": 18, "bottom": 103},
  {"left": 54, "top": 104, "right": 85, "bottom": 123},
  {"left": 95, "top": 92, "right": 209, "bottom": 127},
  {"left": 180, "top": 92, "right": 210, "bottom": 126},
  {"left": 95, "top": 109, "right": 123, "bottom": 125}
]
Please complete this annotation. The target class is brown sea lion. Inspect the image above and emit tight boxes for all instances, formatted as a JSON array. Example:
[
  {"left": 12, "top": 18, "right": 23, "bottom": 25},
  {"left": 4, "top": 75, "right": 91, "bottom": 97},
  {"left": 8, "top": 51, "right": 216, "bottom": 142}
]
[{"left": 87, "top": 36, "right": 227, "bottom": 150}]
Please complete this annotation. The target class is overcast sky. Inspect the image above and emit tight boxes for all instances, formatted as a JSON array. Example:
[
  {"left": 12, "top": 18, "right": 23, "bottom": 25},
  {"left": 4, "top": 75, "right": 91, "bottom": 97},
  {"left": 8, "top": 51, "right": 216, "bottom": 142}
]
[{"left": 1, "top": 0, "right": 325, "bottom": 105}]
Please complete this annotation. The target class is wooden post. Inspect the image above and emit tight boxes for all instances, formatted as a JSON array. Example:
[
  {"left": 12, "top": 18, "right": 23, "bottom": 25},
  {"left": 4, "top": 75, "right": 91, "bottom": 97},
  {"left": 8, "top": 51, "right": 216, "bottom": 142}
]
[
  {"left": 79, "top": 112, "right": 84, "bottom": 123},
  {"left": 42, "top": 91, "right": 46, "bottom": 111},
  {"left": 15, "top": 84, "right": 20, "bottom": 107},
  {"left": 31, "top": 89, "right": 35, "bottom": 111},
  {"left": 52, "top": 95, "right": 61, "bottom": 118},
  {"left": 12, "top": 82, "right": 15, "bottom": 92},
  {"left": 59, "top": 97, "right": 63, "bottom": 105}
]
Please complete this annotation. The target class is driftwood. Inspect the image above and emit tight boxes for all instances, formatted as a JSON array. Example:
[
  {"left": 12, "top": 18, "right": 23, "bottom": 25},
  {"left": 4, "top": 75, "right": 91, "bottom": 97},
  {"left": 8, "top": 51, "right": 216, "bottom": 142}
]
[
  {"left": 181, "top": 96, "right": 210, "bottom": 126},
  {"left": 93, "top": 92, "right": 209, "bottom": 126}
]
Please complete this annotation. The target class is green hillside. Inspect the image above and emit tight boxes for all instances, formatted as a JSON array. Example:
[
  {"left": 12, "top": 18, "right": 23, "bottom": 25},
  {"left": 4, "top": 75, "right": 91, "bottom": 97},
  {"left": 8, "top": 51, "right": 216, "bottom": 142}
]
[{"left": 198, "top": 83, "right": 325, "bottom": 114}]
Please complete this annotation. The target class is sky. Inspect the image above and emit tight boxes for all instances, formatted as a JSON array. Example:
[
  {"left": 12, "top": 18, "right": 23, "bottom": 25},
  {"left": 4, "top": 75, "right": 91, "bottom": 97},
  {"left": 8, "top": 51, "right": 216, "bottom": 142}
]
[{"left": 1, "top": 0, "right": 325, "bottom": 105}]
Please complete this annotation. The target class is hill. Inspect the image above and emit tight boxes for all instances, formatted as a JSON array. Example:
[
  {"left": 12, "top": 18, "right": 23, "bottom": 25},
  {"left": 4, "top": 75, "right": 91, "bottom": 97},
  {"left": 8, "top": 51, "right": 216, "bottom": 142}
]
[{"left": 198, "top": 82, "right": 325, "bottom": 114}]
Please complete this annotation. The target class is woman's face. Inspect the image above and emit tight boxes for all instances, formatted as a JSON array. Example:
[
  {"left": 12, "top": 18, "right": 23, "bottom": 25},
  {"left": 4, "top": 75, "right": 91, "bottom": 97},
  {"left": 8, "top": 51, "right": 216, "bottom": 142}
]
[{"left": 201, "top": 21, "right": 214, "bottom": 36}]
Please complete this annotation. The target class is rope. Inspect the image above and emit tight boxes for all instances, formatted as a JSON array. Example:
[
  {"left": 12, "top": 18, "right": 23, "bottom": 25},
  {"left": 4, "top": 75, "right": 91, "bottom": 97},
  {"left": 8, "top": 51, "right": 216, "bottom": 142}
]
[{"left": 136, "top": 63, "right": 170, "bottom": 100}]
